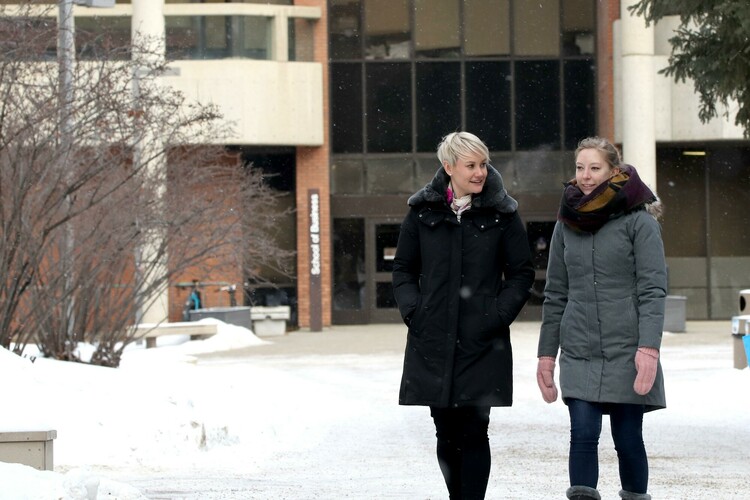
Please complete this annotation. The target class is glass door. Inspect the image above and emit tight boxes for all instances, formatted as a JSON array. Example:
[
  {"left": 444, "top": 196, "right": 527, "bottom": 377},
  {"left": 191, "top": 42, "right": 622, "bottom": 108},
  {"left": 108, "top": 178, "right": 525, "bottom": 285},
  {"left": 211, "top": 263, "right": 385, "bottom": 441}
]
[
  {"left": 332, "top": 217, "right": 402, "bottom": 324},
  {"left": 368, "top": 220, "right": 402, "bottom": 323},
  {"left": 332, "top": 218, "right": 367, "bottom": 324}
]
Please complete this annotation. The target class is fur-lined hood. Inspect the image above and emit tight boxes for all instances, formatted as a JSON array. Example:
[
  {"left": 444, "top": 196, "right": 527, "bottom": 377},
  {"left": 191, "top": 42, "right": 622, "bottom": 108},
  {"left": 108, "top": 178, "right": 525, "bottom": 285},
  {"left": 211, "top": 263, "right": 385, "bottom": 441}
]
[{"left": 407, "top": 164, "right": 518, "bottom": 214}]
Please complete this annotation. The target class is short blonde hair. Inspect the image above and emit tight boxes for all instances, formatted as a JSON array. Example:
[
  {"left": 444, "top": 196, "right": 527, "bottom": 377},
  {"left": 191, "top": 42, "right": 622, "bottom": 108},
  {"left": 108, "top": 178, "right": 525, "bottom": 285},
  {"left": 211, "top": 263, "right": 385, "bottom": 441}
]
[{"left": 437, "top": 132, "right": 490, "bottom": 167}]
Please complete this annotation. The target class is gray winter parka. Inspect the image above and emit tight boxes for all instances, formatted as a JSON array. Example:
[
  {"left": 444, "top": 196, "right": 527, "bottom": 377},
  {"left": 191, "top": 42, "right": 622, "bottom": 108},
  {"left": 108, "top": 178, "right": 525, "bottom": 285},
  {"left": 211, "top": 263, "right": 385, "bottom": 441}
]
[
  {"left": 537, "top": 208, "right": 667, "bottom": 411},
  {"left": 393, "top": 166, "right": 535, "bottom": 408}
]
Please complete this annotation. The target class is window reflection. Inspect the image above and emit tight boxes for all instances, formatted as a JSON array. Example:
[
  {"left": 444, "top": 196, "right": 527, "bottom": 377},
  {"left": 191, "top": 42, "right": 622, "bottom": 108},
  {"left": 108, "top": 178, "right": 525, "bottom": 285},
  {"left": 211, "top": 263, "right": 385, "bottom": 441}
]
[
  {"left": 414, "top": 0, "right": 460, "bottom": 58},
  {"left": 333, "top": 218, "right": 366, "bottom": 311},
  {"left": 366, "top": 63, "right": 411, "bottom": 152},
  {"left": 416, "top": 62, "right": 460, "bottom": 152},
  {"left": 464, "top": 0, "right": 510, "bottom": 57},
  {"left": 562, "top": 0, "right": 595, "bottom": 56},
  {"left": 330, "top": 0, "right": 361, "bottom": 59},
  {"left": 466, "top": 61, "right": 511, "bottom": 151},
  {"left": 515, "top": 60, "right": 560, "bottom": 150},
  {"left": 331, "top": 63, "right": 363, "bottom": 154},
  {"left": 514, "top": 0, "right": 559, "bottom": 56},
  {"left": 564, "top": 59, "right": 596, "bottom": 149},
  {"left": 364, "top": 0, "right": 410, "bottom": 59},
  {"left": 77, "top": 17, "right": 131, "bottom": 60}
]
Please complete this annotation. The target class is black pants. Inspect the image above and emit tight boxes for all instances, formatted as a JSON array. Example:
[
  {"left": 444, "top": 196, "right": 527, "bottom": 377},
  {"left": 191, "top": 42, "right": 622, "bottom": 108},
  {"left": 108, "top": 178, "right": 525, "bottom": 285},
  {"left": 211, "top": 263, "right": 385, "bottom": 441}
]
[{"left": 430, "top": 406, "right": 491, "bottom": 500}]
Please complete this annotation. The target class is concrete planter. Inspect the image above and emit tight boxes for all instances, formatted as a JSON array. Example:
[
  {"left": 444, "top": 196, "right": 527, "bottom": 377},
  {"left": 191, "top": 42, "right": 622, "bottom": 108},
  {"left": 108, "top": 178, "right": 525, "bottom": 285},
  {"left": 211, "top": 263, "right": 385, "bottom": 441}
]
[
  {"left": 0, "top": 430, "right": 56, "bottom": 471},
  {"left": 250, "top": 306, "right": 291, "bottom": 336}
]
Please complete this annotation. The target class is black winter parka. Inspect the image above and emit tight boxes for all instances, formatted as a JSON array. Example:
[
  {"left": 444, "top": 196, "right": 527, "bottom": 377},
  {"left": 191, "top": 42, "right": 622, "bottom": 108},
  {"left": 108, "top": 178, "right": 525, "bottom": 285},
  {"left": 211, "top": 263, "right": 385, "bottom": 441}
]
[{"left": 392, "top": 166, "right": 534, "bottom": 408}]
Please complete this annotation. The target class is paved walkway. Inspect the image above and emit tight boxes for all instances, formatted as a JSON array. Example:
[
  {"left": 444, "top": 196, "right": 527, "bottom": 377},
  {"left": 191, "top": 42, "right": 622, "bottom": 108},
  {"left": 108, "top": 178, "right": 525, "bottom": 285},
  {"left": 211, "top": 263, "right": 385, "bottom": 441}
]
[{"left": 202, "top": 320, "right": 733, "bottom": 358}]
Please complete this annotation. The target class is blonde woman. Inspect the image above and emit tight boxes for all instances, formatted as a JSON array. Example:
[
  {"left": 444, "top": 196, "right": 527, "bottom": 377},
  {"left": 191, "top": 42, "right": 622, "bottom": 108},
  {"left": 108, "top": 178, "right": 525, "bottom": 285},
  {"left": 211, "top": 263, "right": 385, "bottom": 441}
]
[{"left": 393, "top": 132, "right": 534, "bottom": 499}]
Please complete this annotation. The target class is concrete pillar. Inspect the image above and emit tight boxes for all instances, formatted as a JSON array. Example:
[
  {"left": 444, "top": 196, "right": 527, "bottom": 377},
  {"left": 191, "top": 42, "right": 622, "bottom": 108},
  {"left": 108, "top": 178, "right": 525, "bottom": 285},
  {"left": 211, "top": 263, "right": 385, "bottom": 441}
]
[
  {"left": 132, "top": 0, "right": 169, "bottom": 325},
  {"left": 131, "top": 0, "right": 165, "bottom": 51},
  {"left": 619, "top": 0, "right": 657, "bottom": 189}
]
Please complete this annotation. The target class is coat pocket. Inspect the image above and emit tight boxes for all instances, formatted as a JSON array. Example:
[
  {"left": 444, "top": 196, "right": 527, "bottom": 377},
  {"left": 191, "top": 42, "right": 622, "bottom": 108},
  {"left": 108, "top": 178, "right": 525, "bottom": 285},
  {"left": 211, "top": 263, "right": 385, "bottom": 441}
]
[{"left": 559, "top": 302, "right": 590, "bottom": 360}]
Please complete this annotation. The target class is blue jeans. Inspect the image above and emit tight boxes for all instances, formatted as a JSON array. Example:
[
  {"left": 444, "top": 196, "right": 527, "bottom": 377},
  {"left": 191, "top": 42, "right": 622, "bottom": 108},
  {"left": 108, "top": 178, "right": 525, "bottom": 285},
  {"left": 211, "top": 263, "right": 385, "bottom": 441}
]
[{"left": 567, "top": 398, "right": 648, "bottom": 494}]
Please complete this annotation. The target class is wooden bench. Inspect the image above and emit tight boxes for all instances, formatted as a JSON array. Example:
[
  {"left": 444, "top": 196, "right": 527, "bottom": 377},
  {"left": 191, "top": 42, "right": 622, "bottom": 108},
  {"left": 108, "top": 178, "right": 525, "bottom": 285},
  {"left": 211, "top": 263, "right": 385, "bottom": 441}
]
[{"left": 133, "top": 322, "right": 219, "bottom": 348}]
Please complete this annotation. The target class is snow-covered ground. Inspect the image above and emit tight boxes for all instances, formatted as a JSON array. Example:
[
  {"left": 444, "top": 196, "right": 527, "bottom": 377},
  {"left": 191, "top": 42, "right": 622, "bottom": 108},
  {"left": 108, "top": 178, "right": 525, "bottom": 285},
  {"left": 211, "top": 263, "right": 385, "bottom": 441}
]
[{"left": 0, "top": 319, "right": 748, "bottom": 499}]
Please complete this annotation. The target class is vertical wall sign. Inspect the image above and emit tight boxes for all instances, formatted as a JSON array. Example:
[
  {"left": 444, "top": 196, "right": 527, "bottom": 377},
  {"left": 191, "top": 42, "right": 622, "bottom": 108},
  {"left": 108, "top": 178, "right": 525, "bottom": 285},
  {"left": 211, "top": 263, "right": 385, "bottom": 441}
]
[{"left": 308, "top": 189, "right": 322, "bottom": 331}]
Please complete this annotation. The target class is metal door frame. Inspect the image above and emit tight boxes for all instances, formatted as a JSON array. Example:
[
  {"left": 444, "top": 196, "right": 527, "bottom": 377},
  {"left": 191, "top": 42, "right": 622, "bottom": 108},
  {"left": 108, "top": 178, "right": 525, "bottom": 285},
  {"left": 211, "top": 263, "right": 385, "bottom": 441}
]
[{"left": 365, "top": 218, "right": 402, "bottom": 323}]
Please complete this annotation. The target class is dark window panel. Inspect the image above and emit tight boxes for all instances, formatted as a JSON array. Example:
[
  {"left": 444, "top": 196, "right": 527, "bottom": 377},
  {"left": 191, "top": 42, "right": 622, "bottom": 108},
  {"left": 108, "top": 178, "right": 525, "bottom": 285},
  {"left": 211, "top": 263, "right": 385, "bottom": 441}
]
[
  {"left": 562, "top": 0, "right": 595, "bottom": 56},
  {"left": 331, "top": 159, "right": 364, "bottom": 194},
  {"left": 330, "top": 0, "right": 361, "bottom": 60},
  {"left": 464, "top": 0, "right": 510, "bottom": 57},
  {"left": 375, "top": 223, "right": 401, "bottom": 273},
  {"left": 707, "top": 148, "right": 750, "bottom": 257},
  {"left": 414, "top": 0, "right": 460, "bottom": 59},
  {"left": 331, "top": 63, "right": 364, "bottom": 153},
  {"left": 366, "top": 63, "right": 412, "bottom": 153},
  {"left": 656, "top": 148, "right": 706, "bottom": 257},
  {"left": 515, "top": 60, "right": 560, "bottom": 150},
  {"left": 466, "top": 61, "right": 511, "bottom": 151},
  {"left": 333, "top": 218, "right": 365, "bottom": 311},
  {"left": 563, "top": 59, "right": 596, "bottom": 150},
  {"left": 514, "top": 0, "right": 559, "bottom": 56},
  {"left": 367, "top": 156, "right": 414, "bottom": 193},
  {"left": 364, "top": 0, "right": 410, "bottom": 59},
  {"left": 416, "top": 62, "right": 461, "bottom": 152}
]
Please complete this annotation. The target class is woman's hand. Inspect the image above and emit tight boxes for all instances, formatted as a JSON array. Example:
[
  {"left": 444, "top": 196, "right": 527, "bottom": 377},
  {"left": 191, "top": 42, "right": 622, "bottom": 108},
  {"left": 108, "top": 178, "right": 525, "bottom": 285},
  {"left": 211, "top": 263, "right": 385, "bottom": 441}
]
[
  {"left": 536, "top": 356, "right": 558, "bottom": 403},
  {"left": 633, "top": 347, "right": 659, "bottom": 395}
]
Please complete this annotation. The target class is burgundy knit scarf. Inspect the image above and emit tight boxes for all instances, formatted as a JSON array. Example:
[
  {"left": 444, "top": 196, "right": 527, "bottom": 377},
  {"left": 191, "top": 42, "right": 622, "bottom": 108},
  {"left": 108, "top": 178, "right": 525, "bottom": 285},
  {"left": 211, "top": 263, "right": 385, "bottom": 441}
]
[{"left": 558, "top": 164, "right": 656, "bottom": 233}]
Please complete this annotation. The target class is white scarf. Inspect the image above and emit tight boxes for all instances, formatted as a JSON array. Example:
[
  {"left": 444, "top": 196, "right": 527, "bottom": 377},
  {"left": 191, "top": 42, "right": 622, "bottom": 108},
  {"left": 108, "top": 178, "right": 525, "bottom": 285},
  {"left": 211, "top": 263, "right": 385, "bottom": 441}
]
[{"left": 451, "top": 193, "right": 472, "bottom": 222}]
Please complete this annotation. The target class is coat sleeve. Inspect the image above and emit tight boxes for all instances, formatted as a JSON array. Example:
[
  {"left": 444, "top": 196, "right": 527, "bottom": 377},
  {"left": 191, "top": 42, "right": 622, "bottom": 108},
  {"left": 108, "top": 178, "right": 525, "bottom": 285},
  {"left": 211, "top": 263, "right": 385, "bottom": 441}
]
[
  {"left": 632, "top": 212, "right": 668, "bottom": 348},
  {"left": 538, "top": 221, "right": 567, "bottom": 358},
  {"left": 392, "top": 210, "right": 421, "bottom": 326},
  {"left": 496, "top": 212, "right": 535, "bottom": 326}
]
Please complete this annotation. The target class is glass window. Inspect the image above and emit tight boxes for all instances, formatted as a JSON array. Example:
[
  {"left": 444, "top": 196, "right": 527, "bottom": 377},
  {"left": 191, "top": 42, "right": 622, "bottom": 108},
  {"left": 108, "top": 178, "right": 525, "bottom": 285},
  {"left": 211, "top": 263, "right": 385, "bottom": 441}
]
[
  {"left": 366, "top": 63, "right": 412, "bottom": 153},
  {"left": 375, "top": 224, "right": 401, "bottom": 272},
  {"left": 77, "top": 16, "right": 131, "bottom": 60},
  {"left": 562, "top": 0, "right": 595, "bottom": 55},
  {"left": 464, "top": 0, "right": 510, "bottom": 57},
  {"left": 331, "top": 159, "right": 365, "bottom": 194},
  {"left": 165, "top": 16, "right": 198, "bottom": 59},
  {"left": 416, "top": 156, "right": 440, "bottom": 187},
  {"left": 708, "top": 148, "right": 750, "bottom": 257},
  {"left": 512, "top": 150, "right": 568, "bottom": 190},
  {"left": 0, "top": 17, "right": 56, "bottom": 61},
  {"left": 330, "top": 0, "right": 361, "bottom": 59},
  {"left": 466, "top": 61, "right": 511, "bottom": 151},
  {"left": 563, "top": 59, "right": 596, "bottom": 150},
  {"left": 367, "top": 157, "right": 414, "bottom": 194},
  {"left": 515, "top": 60, "right": 560, "bottom": 150},
  {"left": 333, "top": 218, "right": 365, "bottom": 311},
  {"left": 237, "top": 16, "right": 271, "bottom": 59},
  {"left": 165, "top": 16, "right": 269, "bottom": 59},
  {"left": 364, "top": 0, "right": 409, "bottom": 59},
  {"left": 331, "top": 63, "right": 363, "bottom": 153},
  {"left": 656, "top": 149, "right": 706, "bottom": 257},
  {"left": 514, "top": 0, "right": 559, "bottom": 56},
  {"left": 205, "top": 16, "right": 229, "bottom": 56},
  {"left": 416, "top": 62, "right": 461, "bottom": 152},
  {"left": 414, "top": 0, "right": 460, "bottom": 58}
]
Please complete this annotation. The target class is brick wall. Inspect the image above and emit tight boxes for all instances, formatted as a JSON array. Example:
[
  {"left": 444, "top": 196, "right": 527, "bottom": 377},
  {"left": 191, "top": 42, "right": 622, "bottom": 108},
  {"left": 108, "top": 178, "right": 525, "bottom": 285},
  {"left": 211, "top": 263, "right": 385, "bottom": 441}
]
[
  {"left": 597, "top": 0, "right": 620, "bottom": 141},
  {"left": 295, "top": 0, "right": 331, "bottom": 328}
]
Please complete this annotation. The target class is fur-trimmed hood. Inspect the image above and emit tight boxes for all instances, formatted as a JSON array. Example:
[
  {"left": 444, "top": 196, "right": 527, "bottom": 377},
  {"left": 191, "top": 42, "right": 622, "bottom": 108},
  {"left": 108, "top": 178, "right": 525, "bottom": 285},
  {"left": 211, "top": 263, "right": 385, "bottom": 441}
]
[{"left": 407, "top": 164, "right": 518, "bottom": 213}]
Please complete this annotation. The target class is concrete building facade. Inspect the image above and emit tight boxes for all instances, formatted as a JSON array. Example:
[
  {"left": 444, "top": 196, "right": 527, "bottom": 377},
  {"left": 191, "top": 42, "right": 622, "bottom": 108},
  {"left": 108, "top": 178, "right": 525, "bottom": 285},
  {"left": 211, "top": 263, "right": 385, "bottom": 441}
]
[{"left": 6, "top": 0, "right": 748, "bottom": 326}]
